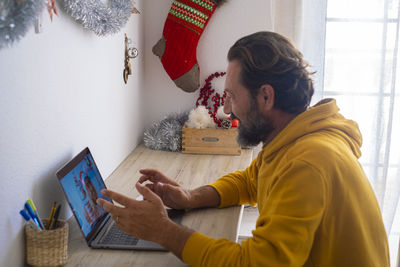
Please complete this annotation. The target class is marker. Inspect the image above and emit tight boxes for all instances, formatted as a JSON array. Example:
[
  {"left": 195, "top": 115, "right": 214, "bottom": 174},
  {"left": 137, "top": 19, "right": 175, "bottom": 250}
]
[
  {"left": 20, "top": 210, "right": 41, "bottom": 231},
  {"left": 46, "top": 202, "right": 57, "bottom": 230},
  {"left": 27, "top": 199, "right": 45, "bottom": 230},
  {"left": 24, "top": 202, "right": 42, "bottom": 230}
]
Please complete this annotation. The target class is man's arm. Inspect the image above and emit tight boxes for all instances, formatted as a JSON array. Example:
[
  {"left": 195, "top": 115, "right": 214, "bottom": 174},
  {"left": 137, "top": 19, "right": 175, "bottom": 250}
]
[
  {"left": 158, "top": 219, "right": 194, "bottom": 258},
  {"left": 187, "top": 185, "right": 221, "bottom": 209},
  {"left": 160, "top": 186, "right": 220, "bottom": 257},
  {"left": 96, "top": 183, "right": 219, "bottom": 259},
  {"left": 159, "top": 185, "right": 223, "bottom": 258}
]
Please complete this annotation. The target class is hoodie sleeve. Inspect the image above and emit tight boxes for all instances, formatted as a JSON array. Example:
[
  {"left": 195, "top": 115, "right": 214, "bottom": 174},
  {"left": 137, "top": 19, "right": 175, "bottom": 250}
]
[
  {"left": 208, "top": 157, "right": 260, "bottom": 207},
  {"left": 182, "top": 160, "right": 326, "bottom": 267}
]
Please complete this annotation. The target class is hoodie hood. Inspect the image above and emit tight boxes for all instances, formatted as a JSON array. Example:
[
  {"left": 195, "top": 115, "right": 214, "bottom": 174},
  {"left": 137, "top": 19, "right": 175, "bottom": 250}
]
[{"left": 263, "top": 98, "right": 362, "bottom": 160}]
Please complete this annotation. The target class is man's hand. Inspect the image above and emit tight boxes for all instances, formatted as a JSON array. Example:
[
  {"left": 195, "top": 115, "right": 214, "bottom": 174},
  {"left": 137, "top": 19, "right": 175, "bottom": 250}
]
[
  {"left": 139, "top": 169, "right": 221, "bottom": 210},
  {"left": 138, "top": 169, "right": 192, "bottom": 210},
  {"left": 97, "top": 183, "right": 170, "bottom": 243},
  {"left": 96, "top": 182, "right": 194, "bottom": 258}
]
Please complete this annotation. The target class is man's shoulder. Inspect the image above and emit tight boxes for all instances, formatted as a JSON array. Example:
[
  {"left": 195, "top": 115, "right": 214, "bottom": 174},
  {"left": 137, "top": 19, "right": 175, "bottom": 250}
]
[{"left": 284, "top": 132, "right": 351, "bottom": 165}]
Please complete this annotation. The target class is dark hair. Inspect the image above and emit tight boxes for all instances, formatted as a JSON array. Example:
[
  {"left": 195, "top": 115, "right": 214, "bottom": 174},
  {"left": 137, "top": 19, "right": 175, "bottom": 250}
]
[{"left": 227, "top": 31, "right": 314, "bottom": 114}]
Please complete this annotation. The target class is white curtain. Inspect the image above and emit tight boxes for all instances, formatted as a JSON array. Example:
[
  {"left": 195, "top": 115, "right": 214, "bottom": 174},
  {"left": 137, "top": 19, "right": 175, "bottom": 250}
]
[
  {"left": 270, "top": 0, "right": 400, "bottom": 266},
  {"left": 269, "top": 0, "right": 327, "bottom": 99}
]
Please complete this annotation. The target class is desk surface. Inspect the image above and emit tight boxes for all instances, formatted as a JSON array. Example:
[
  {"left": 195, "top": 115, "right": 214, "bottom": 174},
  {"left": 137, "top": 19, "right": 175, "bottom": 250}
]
[{"left": 66, "top": 144, "right": 254, "bottom": 266}]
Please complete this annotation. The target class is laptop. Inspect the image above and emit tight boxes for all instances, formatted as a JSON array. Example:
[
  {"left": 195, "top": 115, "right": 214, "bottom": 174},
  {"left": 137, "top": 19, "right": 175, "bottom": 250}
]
[{"left": 56, "top": 147, "right": 184, "bottom": 250}]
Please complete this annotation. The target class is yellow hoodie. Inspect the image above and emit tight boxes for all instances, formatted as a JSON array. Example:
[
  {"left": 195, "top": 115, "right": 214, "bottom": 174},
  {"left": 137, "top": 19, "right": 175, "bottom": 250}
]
[{"left": 182, "top": 99, "right": 390, "bottom": 267}]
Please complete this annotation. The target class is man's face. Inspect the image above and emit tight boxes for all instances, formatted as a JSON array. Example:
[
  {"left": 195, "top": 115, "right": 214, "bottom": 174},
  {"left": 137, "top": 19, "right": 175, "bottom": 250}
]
[
  {"left": 224, "top": 60, "right": 275, "bottom": 147},
  {"left": 85, "top": 177, "right": 98, "bottom": 202}
]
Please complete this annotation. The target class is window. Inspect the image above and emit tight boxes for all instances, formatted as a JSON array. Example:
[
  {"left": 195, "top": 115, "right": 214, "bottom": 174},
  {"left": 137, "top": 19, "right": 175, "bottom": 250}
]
[{"left": 323, "top": 0, "right": 400, "bottom": 264}]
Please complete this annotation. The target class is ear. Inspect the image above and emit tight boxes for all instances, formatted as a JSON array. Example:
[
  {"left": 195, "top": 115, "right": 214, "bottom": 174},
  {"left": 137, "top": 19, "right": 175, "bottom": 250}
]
[{"left": 259, "top": 84, "right": 274, "bottom": 111}]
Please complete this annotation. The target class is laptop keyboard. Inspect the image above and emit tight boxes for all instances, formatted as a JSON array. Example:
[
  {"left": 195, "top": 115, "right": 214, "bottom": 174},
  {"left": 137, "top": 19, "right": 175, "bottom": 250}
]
[{"left": 99, "top": 223, "right": 139, "bottom": 246}]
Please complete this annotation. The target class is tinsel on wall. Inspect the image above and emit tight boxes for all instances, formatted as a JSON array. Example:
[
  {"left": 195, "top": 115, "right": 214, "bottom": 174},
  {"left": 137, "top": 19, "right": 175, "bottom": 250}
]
[
  {"left": 63, "top": 0, "right": 133, "bottom": 36},
  {"left": 0, "top": 0, "right": 45, "bottom": 49},
  {"left": 143, "top": 112, "right": 189, "bottom": 152}
]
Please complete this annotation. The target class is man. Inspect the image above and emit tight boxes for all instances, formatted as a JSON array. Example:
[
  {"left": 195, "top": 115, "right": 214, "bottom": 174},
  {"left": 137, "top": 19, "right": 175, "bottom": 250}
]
[{"left": 97, "top": 31, "right": 390, "bottom": 266}]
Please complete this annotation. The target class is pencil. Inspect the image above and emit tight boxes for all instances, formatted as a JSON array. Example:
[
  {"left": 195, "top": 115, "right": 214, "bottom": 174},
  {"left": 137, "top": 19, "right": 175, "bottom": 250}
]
[
  {"left": 46, "top": 202, "right": 57, "bottom": 230},
  {"left": 49, "top": 204, "right": 61, "bottom": 230}
]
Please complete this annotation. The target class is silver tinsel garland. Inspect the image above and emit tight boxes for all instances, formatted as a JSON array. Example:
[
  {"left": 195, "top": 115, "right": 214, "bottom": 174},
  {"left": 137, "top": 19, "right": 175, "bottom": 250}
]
[
  {"left": 63, "top": 0, "right": 133, "bottom": 36},
  {"left": 144, "top": 112, "right": 189, "bottom": 152},
  {"left": 0, "top": 0, "right": 45, "bottom": 49}
]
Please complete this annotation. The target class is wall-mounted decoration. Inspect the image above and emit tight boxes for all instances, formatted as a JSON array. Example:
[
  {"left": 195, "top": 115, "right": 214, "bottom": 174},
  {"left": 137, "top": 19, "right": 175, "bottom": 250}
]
[
  {"left": 47, "top": 0, "right": 58, "bottom": 22},
  {"left": 132, "top": 6, "right": 140, "bottom": 14},
  {"left": 123, "top": 33, "right": 138, "bottom": 84},
  {"left": 34, "top": 12, "right": 43, "bottom": 34},
  {"left": 0, "top": 0, "right": 45, "bottom": 49},
  {"left": 63, "top": 0, "right": 134, "bottom": 36},
  {"left": 152, "top": 0, "right": 226, "bottom": 92}
]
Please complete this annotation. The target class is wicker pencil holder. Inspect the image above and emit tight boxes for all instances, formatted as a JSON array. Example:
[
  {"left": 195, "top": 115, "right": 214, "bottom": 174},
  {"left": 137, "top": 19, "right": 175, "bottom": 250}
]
[{"left": 25, "top": 219, "right": 68, "bottom": 267}]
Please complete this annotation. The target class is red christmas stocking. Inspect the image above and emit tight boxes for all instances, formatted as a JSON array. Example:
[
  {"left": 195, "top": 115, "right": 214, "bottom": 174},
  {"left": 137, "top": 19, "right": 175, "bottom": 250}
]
[{"left": 153, "top": 0, "right": 224, "bottom": 92}]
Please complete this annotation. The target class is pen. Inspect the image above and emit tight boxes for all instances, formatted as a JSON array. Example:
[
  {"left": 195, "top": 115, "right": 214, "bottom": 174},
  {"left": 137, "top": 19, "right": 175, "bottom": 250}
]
[
  {"left": 27, "top": 199, "right": 45, "bottom": 230},
  {"left": 49, "top": 204, "right": 61, "bottom": 230},
  {"left": 20, "top": 210, "right": 41, "bottom": 231},
  {"left": 46, "top": 202, "right": 57, "bottom": 230},
  {"left": 24, "top": 202, "right": 42, "bottom": 230}
]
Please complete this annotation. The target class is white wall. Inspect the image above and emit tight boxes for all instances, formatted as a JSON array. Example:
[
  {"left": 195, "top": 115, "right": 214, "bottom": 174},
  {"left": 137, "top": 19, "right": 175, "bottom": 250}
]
[
  {"left": 143, "top": 0, "right": 272, "bottom": 127},
  {"left": 0, "top": 0, "right": 272, "bottom": 266},
  {"left": 0, "top": 1, "right": 144, "bottom": 266}
]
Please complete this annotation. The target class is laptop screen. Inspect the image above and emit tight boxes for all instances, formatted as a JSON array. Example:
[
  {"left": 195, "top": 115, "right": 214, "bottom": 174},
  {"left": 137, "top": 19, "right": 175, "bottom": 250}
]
[{"left": 57, "top": 148, "right": 111, "bottom": 238}]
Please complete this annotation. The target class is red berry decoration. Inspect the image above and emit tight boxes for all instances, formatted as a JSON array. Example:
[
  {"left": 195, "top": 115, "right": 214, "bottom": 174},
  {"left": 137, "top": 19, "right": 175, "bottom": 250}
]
[{"left": 195, "top": 72, "right": 227, "bottom": 128}]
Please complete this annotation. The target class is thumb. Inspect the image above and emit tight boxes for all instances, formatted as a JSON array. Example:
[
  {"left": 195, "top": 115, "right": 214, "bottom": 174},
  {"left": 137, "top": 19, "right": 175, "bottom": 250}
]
[{"left": 136, "top": 182, "right": 160, "bottom": 203}]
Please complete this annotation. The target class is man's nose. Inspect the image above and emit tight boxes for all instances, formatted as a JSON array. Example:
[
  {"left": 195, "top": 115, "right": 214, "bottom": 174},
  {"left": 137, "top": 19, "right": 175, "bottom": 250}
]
[{"left": 223, "top": 97, "right": 232, "bottom": 114}]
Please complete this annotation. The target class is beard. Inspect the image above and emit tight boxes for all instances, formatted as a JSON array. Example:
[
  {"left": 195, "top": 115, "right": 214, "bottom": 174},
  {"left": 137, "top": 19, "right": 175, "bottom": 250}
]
[{"left": 235, "top": 101, "right": 275, "bottom": 147}]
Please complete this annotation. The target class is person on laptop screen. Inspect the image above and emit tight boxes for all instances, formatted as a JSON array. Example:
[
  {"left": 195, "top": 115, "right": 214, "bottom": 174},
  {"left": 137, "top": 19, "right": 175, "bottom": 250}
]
[
  {"left": 83, "top": 175, "right": 101, "bottom": 224},
  {"left": 61, "top": 154, "right": 107, "bottom": 235},
  {"left": 97, "top": 31, "right": 389, "bottom": 266}
]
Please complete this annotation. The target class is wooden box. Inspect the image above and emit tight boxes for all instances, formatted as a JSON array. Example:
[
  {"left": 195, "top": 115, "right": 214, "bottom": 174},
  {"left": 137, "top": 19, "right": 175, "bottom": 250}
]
[{"left": 182, "top": 124, "right": 241, "bottom": 155}]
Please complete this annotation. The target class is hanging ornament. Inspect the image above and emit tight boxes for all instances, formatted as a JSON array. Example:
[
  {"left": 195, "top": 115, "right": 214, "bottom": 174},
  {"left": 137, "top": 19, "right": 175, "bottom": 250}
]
[
  {"left": 132, "top": 7, "right": 140, "bottom": 14},
  {"left": 63, "top": 0, "right": 134, "bottom": 36},
  {"left": 0, "top": 0, "right": 46, "bottom": 49},
  {"left": 123, "top": 33, "right": 138, "bottom": 84},
  {"left": 152, "top": 0, "right": 226, "bottom": 92},
  {"left": 47, "top": 0, "right": 58, "bottom": 22}
]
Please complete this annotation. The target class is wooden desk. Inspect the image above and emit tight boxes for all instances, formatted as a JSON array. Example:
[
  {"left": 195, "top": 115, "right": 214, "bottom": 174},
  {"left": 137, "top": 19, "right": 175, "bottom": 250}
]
[{"left": 66, "top": 144, "right": 254, "bottom": 266}]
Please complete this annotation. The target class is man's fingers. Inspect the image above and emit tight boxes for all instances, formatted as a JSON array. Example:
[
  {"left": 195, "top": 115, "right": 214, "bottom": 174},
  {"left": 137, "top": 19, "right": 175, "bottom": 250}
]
[
  {"left": 138, "top": 175, "right": 154, "bottom": 184},
  {"left": 136, "top": 182, "right": 161, "bottom": 203},
  {"left": 138, "top": 169, "right": 160, "bottom": 183},
  {"left": 96, "top": 198, "right": 124, "bottom": 215},
  {"left": 139, "top": 169, "right": 160, "bottom": 176},
  {"left": 138, "top": 169, "right": 180, "bottom": 186},
  {"left": 145, "top": 183, "right": 155, "bottom": 192},
  {"left": 100, "top": 189, "right": 132, "bottom": 207}
]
